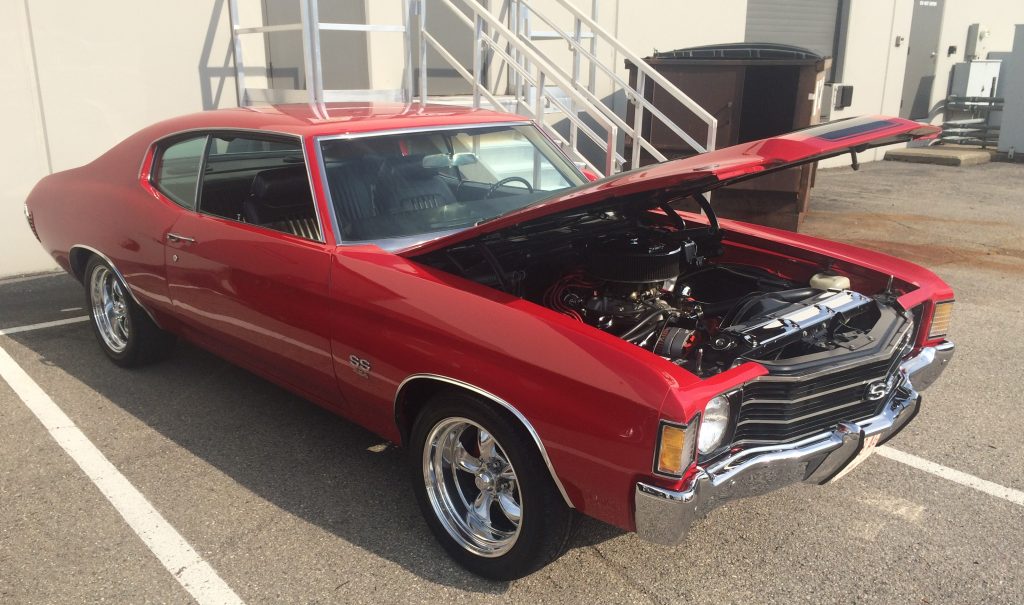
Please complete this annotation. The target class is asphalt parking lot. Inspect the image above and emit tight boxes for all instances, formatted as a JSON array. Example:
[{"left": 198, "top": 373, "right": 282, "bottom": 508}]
[{"left": 2, "top": 160, "right": 1023, "bottom": 604}]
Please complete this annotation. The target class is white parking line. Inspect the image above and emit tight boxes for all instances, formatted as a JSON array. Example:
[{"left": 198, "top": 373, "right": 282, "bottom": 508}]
[
  {"left": 0, "top": 271, "right": 63, "bottom": 285},
  {"left": 0, "top": 344, "right": 245, "bottom": 605},
  {"left": 878, "top": 446, "right": 1024, "bottom": 507},
  {"left": 4, "top": 308, "right": 1023, "bottom": 577},
  {"left": 0, "top": 316, "right": 89, "bottom": 335}
]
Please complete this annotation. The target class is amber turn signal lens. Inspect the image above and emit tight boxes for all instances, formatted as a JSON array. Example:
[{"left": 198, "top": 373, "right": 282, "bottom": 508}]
[
  {"left": 928, "top": 301, "right": 954, "bottom": 339},
  {"left": 657, "top": 423, "right": 688, "bottom": 476}
]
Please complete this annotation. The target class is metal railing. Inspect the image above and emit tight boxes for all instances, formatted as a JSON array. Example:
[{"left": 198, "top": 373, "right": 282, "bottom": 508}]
[
  {"left": 227, "top": 0, "right": 717, "bottom": 176},
  {"left": 422, "top": 0, "right": 620, "bottom": 175},
  {"left": 514, "top": 0, "right": 718, "bottom": 166},
  {"left": 227, "top": 0, "right": 415, "bottom": 105}
]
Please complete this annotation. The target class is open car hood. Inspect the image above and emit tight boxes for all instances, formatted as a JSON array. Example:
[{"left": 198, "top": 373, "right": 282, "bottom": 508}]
[{"left": 398, "top": 115, "right": 939, "bottom": 257}]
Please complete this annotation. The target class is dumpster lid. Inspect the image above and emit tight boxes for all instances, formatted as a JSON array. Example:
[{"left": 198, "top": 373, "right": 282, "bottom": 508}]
[{"left": 653, "top": 43, "right": 824, "bottom": 62}]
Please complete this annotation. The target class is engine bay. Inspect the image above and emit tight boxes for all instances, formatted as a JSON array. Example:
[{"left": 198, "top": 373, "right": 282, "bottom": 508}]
[{"left": 413, "top": 198, "right": 900, "bottom": 377}]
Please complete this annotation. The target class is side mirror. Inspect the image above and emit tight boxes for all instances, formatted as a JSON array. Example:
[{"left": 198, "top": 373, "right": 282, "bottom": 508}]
[{"left": 580, "top": 168, "right": 600, "bottom": 182}]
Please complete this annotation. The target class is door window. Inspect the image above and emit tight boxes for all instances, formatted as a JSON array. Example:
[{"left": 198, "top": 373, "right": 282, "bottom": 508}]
[
  {"left": 153, "top": 136, "right": 207, "bottom": 210},
  {"left": 198, "top": 134, "right": 321, "bottom": 241}
]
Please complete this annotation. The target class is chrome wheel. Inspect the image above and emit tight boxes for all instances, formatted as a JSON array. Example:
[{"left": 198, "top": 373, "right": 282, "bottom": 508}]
[
  {"left": 423, "top": 417, "right": 523, "bottom": 557},
  {"left": 90, "top": 265, "right": 130, "bottom": 354}
]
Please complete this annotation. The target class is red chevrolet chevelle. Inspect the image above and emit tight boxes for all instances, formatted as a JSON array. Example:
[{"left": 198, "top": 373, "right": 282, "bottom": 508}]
[{"left": 25, "top": 103, "right": 954, "bottom": 579}]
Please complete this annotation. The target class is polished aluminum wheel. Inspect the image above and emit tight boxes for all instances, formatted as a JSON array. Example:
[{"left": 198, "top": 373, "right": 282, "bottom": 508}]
[
  {"left": 90, "top": 265, "right": 130, "bottom": 354},
  {"left": 423, "top": 417, "right": 523, "bottom": 557}
]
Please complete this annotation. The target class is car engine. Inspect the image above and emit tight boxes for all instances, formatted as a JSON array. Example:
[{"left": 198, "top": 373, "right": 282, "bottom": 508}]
[
  {"left": 414, "top": 207, "right": 900, "bottom": 378},
  {"left": 530, "top": 227, "right": 883, "bottom": 376}
]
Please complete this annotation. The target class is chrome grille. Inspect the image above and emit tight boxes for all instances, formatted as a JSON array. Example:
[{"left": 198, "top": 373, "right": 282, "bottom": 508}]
[{"left": 734, "top": 322, "right": 913, "bottom": 446}]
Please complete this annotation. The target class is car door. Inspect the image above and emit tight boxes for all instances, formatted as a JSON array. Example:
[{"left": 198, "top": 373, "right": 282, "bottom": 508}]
[{"left": 161, "top": 131, "right": 340, "bottom": 407}]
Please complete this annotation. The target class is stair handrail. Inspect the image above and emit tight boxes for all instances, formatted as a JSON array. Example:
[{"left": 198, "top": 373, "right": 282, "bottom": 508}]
[
  {"left": 511, "top": 3, "right": 682, "bottom": 165},
  {"left": 424, "top": 30, "right": 619, "bottom": 176},
  {"left": 516, "top": 0, "right": 707, "bottom": 164},
  {"left": 427, "top": 0, "right": 624, "bottom": 174},
  {"left": 539, "top": 0, "right": 718, "bottom": 155}
]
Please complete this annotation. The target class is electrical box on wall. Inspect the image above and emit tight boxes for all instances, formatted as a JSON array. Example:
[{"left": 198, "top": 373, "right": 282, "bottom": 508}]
[
  {"left": 833, "top": 85, "right": 854, "bottom": 110},
  {"left": 965, "top": 23, "right": 990, "bottom": 61},
  {"left": 951, "top": 60, "right": 1001, "bottom": 97},
  {"left": 821, "top": 83, "right": 854, "bottom": 120}
]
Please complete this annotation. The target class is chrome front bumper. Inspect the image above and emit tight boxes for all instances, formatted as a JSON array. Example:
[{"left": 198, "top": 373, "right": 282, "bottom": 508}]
[{"left": 634, "top": 340, "right": 954, "bottom": 546}]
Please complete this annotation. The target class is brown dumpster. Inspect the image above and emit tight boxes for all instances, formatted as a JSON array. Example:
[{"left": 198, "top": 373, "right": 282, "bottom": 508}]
[{"left": 626, "top": 43, "right": 831, "bottom": 231}]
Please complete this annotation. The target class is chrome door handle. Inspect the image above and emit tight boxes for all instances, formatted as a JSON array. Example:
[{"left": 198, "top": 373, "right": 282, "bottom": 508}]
[{"left": 166, "top": 232, "right": 196, "bottom": 244}]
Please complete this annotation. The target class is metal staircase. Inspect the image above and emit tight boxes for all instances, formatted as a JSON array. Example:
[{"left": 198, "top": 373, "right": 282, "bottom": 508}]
[{"left": 227, "top": 0, "right": 717, "bottom": 177}]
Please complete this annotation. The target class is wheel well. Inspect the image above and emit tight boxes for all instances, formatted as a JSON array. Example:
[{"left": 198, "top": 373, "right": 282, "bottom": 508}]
[
  {"left": 68, "top": 247, "right": 94, "bottom": 283},
  {"left": 393, "top": 375, "right": 574, "bottom": 508},
  {"left": 394, "top": 377, "right": 455, "bottom": 446},
  {"left": 395, "top": 378, "right": 538, "bottom": 448}
]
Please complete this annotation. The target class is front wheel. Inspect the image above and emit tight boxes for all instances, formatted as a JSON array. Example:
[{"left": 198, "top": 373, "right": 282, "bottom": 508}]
[
  {"left": 409, "top": 390, "right": 574, "bottom": 580},
  {"left": 85, "top": 256, "right": 175, "bottom": 367}
]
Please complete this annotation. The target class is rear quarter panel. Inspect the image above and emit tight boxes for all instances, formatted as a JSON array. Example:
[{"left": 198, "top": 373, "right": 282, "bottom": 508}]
[{"left": 26, "top": 126, "right": 182, "bottom": 323}]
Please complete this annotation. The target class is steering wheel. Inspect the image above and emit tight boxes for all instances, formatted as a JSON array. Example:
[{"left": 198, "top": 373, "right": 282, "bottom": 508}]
[{"left": 485, "top": 176, "right": 534, "bottom": 199}]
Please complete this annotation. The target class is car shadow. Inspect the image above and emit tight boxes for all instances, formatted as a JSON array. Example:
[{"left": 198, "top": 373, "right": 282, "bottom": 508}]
[{"left": 9, "top": 322, "right": 624, "bottom": 593}]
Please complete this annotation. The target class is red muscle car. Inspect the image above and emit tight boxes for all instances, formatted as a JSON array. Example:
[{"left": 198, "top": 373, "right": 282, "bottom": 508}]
[{"left": 24, "top": 104, "right": 955, "bottom": 580}]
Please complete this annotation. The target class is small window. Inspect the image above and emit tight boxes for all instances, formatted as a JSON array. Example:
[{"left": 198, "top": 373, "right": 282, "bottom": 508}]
[
  {"left": 198, "top": 133, "right": 320, "bottom": 241},
  {"left": 153, "top": 136, "right": 207, "bottom": 209}
]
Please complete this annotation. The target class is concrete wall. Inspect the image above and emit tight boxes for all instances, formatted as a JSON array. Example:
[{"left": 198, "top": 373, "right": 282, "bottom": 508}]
[
  {"left": 1, "top": 0, "right": 239, "bottom": 278},
  {"left": 1, "top": 1, "right": 54, "bottom": 276},
  {"left": 997, "top": 25, "right": 1024, "bottom": 154},
  {"left": 926, "top": 0, "right": 1024, "bottom": 122},
  {"left": 10, "top": 0, "right": 1017, "bottom": 276},
  {"left": 821, "top": 0, "right": 914, "bottom": 167}
]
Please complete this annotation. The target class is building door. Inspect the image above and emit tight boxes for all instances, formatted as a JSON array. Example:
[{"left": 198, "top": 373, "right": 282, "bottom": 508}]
[
  {"left": 900, "top": 0, "right": 945, "bottom": 119},
  {"left": 745, "top": 0, "right": 841, "bottom": 59}
]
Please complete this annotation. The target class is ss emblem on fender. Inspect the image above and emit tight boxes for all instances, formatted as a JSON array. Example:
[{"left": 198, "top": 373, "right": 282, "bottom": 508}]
[
  {"left": 349, "top": 354, "right": 371, "bottom": 378},
  {"left": 865, "top": 373, "right": 898, "bottom": 401}
]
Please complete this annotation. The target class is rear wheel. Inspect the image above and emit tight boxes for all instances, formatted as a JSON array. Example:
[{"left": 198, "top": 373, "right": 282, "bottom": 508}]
[
  {"left": 85, "top": 256, "right": 175, "bottom": 367},
  {"left": 409, "top": 390, "right": 574, "bottom": 580}
]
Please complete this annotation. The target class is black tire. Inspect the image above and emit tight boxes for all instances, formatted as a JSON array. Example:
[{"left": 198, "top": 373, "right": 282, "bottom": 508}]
[
  {"left": 84, "top": 255, "right": 175, "bottom": 367},
  {"left": 409, "top": 389, "right": 575, "bottom": 580}
]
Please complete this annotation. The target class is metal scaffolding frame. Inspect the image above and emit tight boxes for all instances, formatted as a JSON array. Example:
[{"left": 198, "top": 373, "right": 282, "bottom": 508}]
[{"left": 227, "top": 0, "right": 717, "bottom": 176}]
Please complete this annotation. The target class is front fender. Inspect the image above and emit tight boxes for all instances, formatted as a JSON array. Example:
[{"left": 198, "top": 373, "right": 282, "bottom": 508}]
[{"left": 329, "top": 247, "right": 692, "bottom": 529}]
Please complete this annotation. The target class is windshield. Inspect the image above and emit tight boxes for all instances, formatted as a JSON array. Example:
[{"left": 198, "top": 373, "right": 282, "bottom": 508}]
[{"left": 318, "top": 123, "right": 584, "bottom": 242}]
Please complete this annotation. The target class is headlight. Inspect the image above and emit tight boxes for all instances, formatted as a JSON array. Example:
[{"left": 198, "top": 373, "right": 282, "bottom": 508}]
[
  {"left": 928, "top": 300, "right": 954, "bottom": 340},
  {"left": 698, "top": 395, "right": 732, "bottom": 455}
]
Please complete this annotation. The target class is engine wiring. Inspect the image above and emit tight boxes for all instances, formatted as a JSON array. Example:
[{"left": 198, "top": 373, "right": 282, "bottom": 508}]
[{"left": 542, "top": 270, "right": 598, "bottom": 322}]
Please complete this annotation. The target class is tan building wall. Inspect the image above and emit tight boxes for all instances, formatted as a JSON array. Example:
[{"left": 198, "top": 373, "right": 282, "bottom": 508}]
[
  {"left": 2, "top": 0, "right": 239, "bottom": 278},
  {"left": 1, "top": 1, "right": 55, "bottom": 277},
  {"left": 928, "top": 0, "right": 1024, "bottom": 121},
  {"left": 4, "top": 0, "right": 1018, "bottom": 277},
  {"left": 821, "top": 0, "right": 915, "bottom": 167},
  {"left": 1, "top": 0, "right": 748, "bottom": 278}
]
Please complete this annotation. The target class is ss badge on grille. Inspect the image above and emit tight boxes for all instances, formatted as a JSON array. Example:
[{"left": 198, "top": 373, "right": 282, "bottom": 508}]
[{"left": 866, "top": 373, "right": 899, "bottom": 401}]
